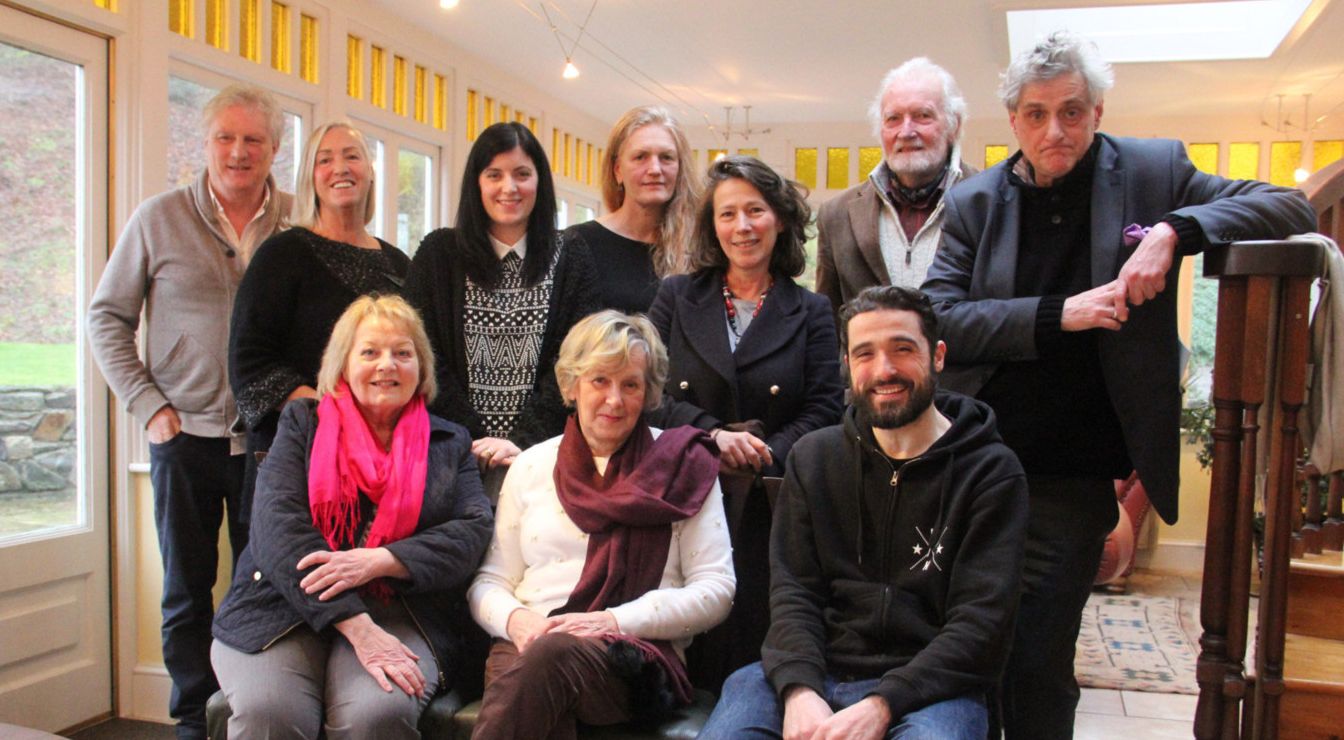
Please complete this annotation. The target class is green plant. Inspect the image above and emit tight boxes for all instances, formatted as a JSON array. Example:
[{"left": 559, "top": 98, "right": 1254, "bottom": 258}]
[{"left": 1181, "top": 401, "right": 1215, "bottom": 471}]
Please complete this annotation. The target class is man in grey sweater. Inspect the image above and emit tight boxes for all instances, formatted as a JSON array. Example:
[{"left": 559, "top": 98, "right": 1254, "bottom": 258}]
[{"left": 87, "top": 84, "right": 292, "bottom": 740}]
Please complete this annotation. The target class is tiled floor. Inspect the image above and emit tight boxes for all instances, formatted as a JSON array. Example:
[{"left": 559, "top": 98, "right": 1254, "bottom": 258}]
[{"left": 1075, "top": 569, "right": 1203, "bottom": 738}]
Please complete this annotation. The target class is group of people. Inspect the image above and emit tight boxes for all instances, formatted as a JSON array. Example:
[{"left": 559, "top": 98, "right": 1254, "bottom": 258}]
[{"left": 87, "top": 29, "right": 1315, "bottom": 740}]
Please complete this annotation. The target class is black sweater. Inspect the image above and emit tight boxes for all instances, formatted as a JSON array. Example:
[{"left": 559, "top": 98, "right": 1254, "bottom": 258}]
[
  {"left": 404, "top": 228, "right": 600, "bottom": 447},
  {"left": 763, "top": 393, "right": 1028, "bottom": 720},
  {"left": 562, "top": 220, "right": 660, "bottom": 314}
]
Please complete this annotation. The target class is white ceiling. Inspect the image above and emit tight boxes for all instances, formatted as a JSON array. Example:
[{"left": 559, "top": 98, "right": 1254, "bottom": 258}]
[{"left": 378, "top": 0, "right": 1344, "bottom": 132}]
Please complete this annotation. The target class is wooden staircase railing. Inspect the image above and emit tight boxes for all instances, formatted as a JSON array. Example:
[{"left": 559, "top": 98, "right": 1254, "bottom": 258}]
[{"left": 1194, "top": 238, "right": 1329, "bottom": 740}]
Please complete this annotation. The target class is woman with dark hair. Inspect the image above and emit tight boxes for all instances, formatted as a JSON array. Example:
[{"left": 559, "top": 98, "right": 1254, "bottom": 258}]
[
  {"left": 562, "top": 106, "right": 701, "bottom": 313},
  {"left": 406, "top": 122, "right": 598, "bottom": 498},
  {"left": 648, "top": 155, "right": 845, "bottom": 691}
]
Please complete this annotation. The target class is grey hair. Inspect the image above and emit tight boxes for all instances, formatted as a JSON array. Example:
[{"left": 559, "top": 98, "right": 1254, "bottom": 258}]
[
  {"left": 998, "top": 30, "right": 1114, "bottom": 111},
  {"left": 200, "top": 83, "right": 284, "bottom": 144},
  {"left": 867, "top": 57, "right": 968, "bottom": 138},
  {"left": 554, "top": 310, "right": 669, "bottom": 412}
]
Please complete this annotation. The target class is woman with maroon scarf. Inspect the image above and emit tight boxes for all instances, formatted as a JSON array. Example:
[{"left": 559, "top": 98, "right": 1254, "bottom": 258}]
[
  {"left": 211, "top": 295, "right": 493, "bottom": 738},
  {"left": 467, "top": 310, "right": 735, "bottom": 737}
]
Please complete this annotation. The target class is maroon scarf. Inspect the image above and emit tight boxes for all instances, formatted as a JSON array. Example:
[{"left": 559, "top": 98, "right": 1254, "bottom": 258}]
[{"left": 551, "top": 415, "right": 718, "bottom": 704}]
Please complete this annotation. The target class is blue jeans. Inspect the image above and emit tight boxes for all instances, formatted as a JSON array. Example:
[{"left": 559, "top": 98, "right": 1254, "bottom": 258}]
[
  {"left": 150, "top": 433, "right": 246, "bottom": 739},
  {"left": 699, "top": 663, "right": 987, "bottom": 739}
]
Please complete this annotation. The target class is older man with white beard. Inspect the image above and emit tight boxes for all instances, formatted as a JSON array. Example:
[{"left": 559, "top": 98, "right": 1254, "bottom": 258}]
[{"left": 816, "top": 58, "right": 976, "bottom": 314}]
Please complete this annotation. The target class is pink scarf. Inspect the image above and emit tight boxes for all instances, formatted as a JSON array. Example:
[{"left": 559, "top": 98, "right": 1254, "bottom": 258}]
[{"left": 308, "top": 379, "right": 429, "bottom": 564}]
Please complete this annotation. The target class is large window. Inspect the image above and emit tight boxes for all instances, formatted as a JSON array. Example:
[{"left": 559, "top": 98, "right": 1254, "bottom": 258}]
[{"left": 397, "top": 147, "right": 432, "bottom": 250}]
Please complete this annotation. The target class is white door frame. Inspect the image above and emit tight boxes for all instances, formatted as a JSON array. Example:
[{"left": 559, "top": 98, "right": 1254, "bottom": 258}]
[{"left": 0, "top": 4, "right": 111, "bottom": 732}]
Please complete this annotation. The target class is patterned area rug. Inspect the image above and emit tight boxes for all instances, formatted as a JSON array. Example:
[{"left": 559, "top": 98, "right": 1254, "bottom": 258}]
[{"left": 1074, "top": 593, "right": 1201, "bottom": 694}]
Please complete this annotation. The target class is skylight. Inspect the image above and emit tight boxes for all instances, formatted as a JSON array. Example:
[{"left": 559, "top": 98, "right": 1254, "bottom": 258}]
[{"left": 1006, "top": 0, "right": 1313, "bottom": 63}]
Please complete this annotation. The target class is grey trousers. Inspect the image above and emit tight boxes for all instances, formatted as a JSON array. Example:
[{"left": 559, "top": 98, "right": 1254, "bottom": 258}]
[{"left": 211, "top": 600, "right": 439, "bottom": 739}]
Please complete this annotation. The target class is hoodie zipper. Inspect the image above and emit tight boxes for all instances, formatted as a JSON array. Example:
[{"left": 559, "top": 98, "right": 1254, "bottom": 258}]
[{"left": 261, "top": 621, "right": 302, "bottom": 651}]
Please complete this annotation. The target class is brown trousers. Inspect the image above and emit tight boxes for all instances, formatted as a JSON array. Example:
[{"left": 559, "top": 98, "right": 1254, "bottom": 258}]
[{"left": 473, "top": 633, "right": 632, "bottom": 740}]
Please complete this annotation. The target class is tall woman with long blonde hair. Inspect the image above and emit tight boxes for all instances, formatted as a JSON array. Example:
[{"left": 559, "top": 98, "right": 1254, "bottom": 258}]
[{"left": 563, "top": 105, "right": 701, "bottom": 313}]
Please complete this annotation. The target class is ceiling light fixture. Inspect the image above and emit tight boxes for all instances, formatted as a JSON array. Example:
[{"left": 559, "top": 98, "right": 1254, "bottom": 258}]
[
  {"left": 540, "top": 0, "right": 598, "bottom": 81},
  {"left": 439, "top": 0, "right": 459, "bottom": 8}
]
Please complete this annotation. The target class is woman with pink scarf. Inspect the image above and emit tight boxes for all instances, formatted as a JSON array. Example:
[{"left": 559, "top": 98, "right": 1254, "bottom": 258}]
[
  {"left": 211, "top": 295, "right": 493, "bottom": 739},
  {"left": 468, "top": 310, "right": 735, "bottom": 738}
]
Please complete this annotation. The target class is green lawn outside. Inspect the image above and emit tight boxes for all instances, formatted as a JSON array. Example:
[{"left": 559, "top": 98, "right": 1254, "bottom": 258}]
[{"left": 0, "top": 342, "right": 76, "bottom": 386}]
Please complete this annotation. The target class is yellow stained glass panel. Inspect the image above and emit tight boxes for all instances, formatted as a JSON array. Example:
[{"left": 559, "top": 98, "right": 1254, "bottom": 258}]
[
  {"left": 206, "top": 0, "right": 227, "bottom": 50},
  {"left": 483, "top": 96, "right": 495, "bottom": 126},
  {"left": 94, "top": 0, "right": 115, "bottom": 9},
  {"left": 565, "top": 133, "right": 573, "bottom": 178},
  {"left": 826, "top": 147, "right": 849, "bottom": 190},
  {"left": 708, "top": 148, "right": 727, "bottom": 163},
  {"left": 1228, "top": 143, "right": 1260, "bottom": 180},
  {"left": 985, "top": 145, "right": 1009, "bottom": 168},
  {"left": 433, "top": 74, "right": 447, "bottom": 130},
  {"left": 1269, "top": 141, "right": 1301, "bottom": 187},
  {"left": 500, "top": 104, "right": 511, "bottom": 122},
  {"left": 1313, "top": 140, "right": 1344, "bottom": 171},
  {"left": 794, "top": 148, "right": 817, "bottom": 190},
  {"left": 414, "top": 66, "right": 427, "bottom": 123},
  {"left": 738, "top": 148, "right": 759, "bottom": 158},
  {"left": 299, "top": 14, "right": 318, "bottom": 83},
  {"left": 587, "top": 144, "right": 596, "bottom": 186},
  {"left": 516, "top": 110, "right": 526, "bottom": 124},
  {"left": 467, "top": 89, "right": 479, "bottom": 141},
  {"left": 346, "top": 35, "right": 363, "bottom": 100},
  {"left": 858, "top": 146, "right": 882, "bottom": 178},
  {"left": 269, "top": 3, "right": 291, "bottom": 73},
  {"left": 169, "top": 0, "right": 193, "bottom": 37},
  {"left": 552, "top": 129, "right": 561, "bottom": 172},
  {"left": 370, "top": 46, "right": 387, "bottom": 109},
  {"left": 1187, "top": 143, "right": 1218, "bottom": 175},
  {"left": 392, "top": 56, "right": 407, "bottom": 116},
  {"left": 241, "top": 0, "right": 262, "bottom": 63},
  {"left": 528, "top": 117, "right": 538, "bottom": 134}
]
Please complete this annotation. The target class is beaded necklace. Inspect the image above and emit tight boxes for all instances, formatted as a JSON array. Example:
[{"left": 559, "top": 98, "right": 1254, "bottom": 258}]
[{"left": 722, "top": 277, "right": 771, "bottom": 339}]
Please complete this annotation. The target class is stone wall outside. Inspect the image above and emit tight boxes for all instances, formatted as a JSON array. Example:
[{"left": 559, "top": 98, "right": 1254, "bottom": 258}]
[{"left": 0, "top": 385, "right": 76, "bottom": 496}]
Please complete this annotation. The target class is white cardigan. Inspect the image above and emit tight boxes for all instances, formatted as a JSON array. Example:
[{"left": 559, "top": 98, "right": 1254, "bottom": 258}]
[{"left": 468, "top": 431, "right": 736, "bottom": 652}]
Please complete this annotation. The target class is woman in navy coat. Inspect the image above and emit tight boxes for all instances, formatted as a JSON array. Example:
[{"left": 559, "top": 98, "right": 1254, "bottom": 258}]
[{"left": 648, "top": 156, "right": 844, "bottom": 692}]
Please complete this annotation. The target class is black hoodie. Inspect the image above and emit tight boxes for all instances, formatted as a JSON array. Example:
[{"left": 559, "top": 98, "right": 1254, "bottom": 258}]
[{"left": 761, "top": 390, "right": 1028, "bottom": 721}]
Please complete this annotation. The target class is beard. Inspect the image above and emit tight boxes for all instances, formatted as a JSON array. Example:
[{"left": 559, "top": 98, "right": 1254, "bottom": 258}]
[
  {"left": 886, "top": 138, "right": 951, "bottom": 185},
  {"left": 854, "top": 371, "right": 937, "bottom": 430}
]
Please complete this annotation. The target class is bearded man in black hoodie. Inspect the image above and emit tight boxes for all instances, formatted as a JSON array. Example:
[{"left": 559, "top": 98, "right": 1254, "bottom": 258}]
[{"left": 701, "top": 285, "right": 1028, "bottom": 740}]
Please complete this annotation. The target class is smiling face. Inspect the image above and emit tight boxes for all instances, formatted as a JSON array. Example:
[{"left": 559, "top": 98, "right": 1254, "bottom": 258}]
[
  {"left": 571, "top": 351, "right": 649, "bottom": 458},
  {"left": 204, "top": 104, "right": 277, "bottom": 205},
  {"left": 845, "top": 308, "right": 945, "bottom": 430},
  {"left": 344, "top": 316, "right": 420, "bottom": 427},
  {"left": 312, "top": 126, "right": 372, "bottom": 217},
  {"left": 1009, "top": 72, "right": 1103, "bottom": 187},
  {"left": 879, "top": 74, "right": 956, "bottom": 188},
  {"left": 713, "top": 177, "right": 781, "bottom": 278},
  {"left": 614, "top": 124, "right": 680, "bottom": 210},
  {"left": 478, "top": 146, "right": 538, "bottom": 244}
]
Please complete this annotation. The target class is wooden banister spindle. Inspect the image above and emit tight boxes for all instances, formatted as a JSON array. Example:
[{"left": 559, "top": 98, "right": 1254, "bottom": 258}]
[
  {"left": 1252, "top": 275, "right": 1313, "bottom": 740},
  {"left": 1195, "top": 275, "right": 1249, "bottom": 740},
  {"left": 1300, "top": 463, "right": 1324, "bottom": 555},
  {"left": 1325, "top": 472, "right": 1344, "bottom": 552}
]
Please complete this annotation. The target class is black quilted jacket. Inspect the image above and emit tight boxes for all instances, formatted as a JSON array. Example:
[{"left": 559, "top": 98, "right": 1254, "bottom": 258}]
[{"left": 212, "top": 399, "right": 494, "bottom": 691}]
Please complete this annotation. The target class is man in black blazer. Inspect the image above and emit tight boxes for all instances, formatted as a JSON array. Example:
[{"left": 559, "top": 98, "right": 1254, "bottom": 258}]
[{"left": 922, "top": 31, "right": 1316, "bottom": 739}]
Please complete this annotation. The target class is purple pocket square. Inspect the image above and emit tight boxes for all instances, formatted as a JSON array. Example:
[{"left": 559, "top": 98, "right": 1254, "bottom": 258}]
[{"left": 1123, "top": 223, "right": 1151, "bottom": 248}]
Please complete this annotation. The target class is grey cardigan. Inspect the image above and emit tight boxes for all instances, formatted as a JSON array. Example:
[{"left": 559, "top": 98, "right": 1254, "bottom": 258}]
[{"left": 87, "top": 170, "right": 292, "bottom": 439}]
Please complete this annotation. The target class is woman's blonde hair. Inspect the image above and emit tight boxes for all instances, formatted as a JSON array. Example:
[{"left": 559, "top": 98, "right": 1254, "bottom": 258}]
[
  {"left": 600, "top": 106, "right": 701, "bottom": 277},
  {"left": 554, "top": 310, "right": 668, "bottom": 412},
  {"left": 291, "top": 121, "right": 377, "bottom": 230},
  {"left": 316, "top": 294, "right": 437, "bottom": 404}
]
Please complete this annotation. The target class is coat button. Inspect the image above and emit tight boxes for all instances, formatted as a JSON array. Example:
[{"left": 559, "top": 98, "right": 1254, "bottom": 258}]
[
  {"left": 252, "top": 571, "right": 262, "bottom": 581},
  {"left": 770, "top": 385, "right": 780, "bottom": 395},
  {"left": 679, "top": 381, "right": 689, "bottom": 390}
]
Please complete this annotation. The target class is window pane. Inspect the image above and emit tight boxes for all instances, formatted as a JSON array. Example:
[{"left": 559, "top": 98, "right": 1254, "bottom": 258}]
[
  {"left": 0, "top": 41, "right": 82, "bottom": 538},
  {"left": 574, "top": 204, "right": 595, "bottom": 224},
  {"left": 397, "top": 148, "right": 431, "bottom": 253},
  {"left": 367, "top": 135, "right": 385, "bottom": 239},
  {"left": 167, "top": 76, "right": 218, "bottom": 189},
  {"left": 557, "top": 199, "right": 569, "bottom": 229}
]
